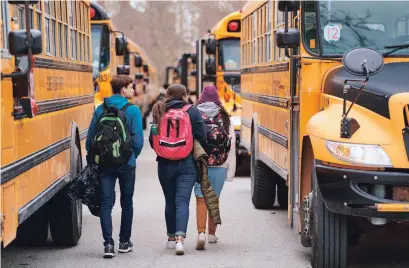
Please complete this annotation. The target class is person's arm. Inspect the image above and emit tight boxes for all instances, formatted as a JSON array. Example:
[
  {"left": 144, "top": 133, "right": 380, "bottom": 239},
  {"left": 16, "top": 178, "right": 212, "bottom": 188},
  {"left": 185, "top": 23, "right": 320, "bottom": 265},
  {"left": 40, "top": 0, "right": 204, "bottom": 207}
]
[
  {"left": 129, "top": 106, "right": 144, "bottom": 158},
  {"left": 188, "top": 106, "right": 207, "bottom": 149},
  {"left": 226, "top": 124, "right": 236, "bottom": 181},
  {"left": 85, "top": 107, "right": 101, "bottom": 153}
]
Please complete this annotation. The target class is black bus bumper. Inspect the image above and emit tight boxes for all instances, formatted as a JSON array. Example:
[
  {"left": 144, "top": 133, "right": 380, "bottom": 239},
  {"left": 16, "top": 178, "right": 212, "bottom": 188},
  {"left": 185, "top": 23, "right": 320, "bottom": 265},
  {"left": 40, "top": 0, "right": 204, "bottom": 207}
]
[{"left": 315, "top": 161, "right": 409, "bottom": 220}]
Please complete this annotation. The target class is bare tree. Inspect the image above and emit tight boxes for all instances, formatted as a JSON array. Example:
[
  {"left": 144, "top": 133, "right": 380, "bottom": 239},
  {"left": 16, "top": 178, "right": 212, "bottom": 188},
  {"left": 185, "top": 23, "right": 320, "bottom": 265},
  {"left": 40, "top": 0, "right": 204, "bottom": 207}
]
[{"left": 97, "top": 0, "right": 246, "bottom": 84}]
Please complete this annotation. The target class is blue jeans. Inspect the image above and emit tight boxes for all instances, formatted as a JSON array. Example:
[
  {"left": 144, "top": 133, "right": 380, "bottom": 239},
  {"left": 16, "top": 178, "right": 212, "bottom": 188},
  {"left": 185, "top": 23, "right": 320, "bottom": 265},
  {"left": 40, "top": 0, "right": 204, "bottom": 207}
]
[
  {"left": 99, "top": 164, "right": 136, "bottom": 246},
  {"left": 158, "top": 155, "right": 197, "bottom": 238},
  {"left": 194, "top": 167, "right": 227, "bottom": 197}
]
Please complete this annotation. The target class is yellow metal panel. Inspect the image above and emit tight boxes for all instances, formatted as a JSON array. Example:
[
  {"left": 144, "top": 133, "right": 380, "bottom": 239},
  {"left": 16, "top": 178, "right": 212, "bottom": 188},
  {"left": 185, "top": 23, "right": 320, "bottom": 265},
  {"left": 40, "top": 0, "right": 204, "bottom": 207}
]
[{"left": 1, "top": 182, "right": 18, "bottom": 247}]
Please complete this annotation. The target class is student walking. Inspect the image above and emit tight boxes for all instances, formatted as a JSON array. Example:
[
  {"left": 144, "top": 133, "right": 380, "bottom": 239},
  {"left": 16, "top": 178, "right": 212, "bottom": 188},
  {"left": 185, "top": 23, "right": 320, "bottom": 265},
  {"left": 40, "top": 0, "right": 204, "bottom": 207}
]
[
  {"left": 150, "top": 84, "right": 207, "bottom": 255},
  {"left": 194, "top": 85, "right": 236, "bottom": 250},
  {"left": 86, "top": 75, "right": 144, "bottom": 258}
]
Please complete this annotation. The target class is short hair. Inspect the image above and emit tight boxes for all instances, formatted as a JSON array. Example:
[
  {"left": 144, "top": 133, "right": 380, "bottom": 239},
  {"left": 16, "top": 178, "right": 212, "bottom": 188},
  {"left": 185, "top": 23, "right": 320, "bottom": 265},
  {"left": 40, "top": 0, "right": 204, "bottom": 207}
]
[{"left": 110, "top": 75, "right": 133, "bottom": 94}]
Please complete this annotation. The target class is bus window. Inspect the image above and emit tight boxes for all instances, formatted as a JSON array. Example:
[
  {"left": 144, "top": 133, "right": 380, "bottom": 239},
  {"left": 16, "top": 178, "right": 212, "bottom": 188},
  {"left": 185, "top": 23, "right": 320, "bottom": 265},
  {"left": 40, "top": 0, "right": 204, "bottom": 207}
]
[
  {"left": 219, "top": 39, "right": 241, "bottom": 71},
  {"left": 304, "top": 1, "right": 319, "bottom": 53},
  {"left": 91, "top": 24, "right": 110, "bottom": 72}
]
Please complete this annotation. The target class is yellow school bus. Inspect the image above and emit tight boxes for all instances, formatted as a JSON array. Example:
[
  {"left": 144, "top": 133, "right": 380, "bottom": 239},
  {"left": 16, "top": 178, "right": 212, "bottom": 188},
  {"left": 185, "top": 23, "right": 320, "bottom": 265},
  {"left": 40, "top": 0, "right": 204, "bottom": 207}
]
[
  {"left": 1, "top": 0, "right": 93, "bottom": 247},
  {"left": 241, "top": 1, "right": 409, "bottom": 267},
  {"left": 196, "top": 11, "right": 250, "bottom": 169},
  {"left": 90, "top": 1, "right": 127, "bottom": 108}
]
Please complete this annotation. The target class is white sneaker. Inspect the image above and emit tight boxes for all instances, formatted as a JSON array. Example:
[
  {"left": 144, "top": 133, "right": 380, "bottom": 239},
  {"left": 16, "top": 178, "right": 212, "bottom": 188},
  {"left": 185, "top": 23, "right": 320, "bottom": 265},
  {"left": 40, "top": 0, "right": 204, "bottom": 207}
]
[
  {"left": 208, "top": 234, "right": 218, "bottom": 243},
  {"left": 166, "top": 240, "right": 176, "bottom": 249},
  {"left": 196, "top": 232, "right": 206, "bottom": 250},
  {"left": 175, "top": 241, "right": 184, "bottom": 255}
]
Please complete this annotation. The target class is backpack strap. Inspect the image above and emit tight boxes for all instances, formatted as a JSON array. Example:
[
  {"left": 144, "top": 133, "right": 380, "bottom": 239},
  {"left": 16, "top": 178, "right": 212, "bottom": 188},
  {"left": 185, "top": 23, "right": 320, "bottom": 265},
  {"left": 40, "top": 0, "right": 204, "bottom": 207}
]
[
  {"left": 181, "top": 104, "right": 192, "bottom": 112},
  {"left": 120, "top": 102, "right": 132, "bottom": 112}
]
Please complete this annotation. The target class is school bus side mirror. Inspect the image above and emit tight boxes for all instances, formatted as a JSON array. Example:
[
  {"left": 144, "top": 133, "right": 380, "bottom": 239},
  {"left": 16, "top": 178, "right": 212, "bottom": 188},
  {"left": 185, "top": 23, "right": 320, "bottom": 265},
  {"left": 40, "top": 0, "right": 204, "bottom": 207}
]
[
  {"left": 276, "top": 28, "right": 300, "bottom": 49},
  {"left": 135, "top": 73, "right": 144, "bottom": 80},
  {"left": 191, "top": 54, "right": 197, "bottom": 64},
  {"left": 342, "top": 47, "right": 384, "bottom": 77},
  {"left": 115, "top": 37, "right": 125, "bottom": 56},
  {"left": 205, "top": 58, "right": 216, "bottom": 75},
  {"left": 205, "top": 39, "right": 216, "bottom": 55},
  {"left": 117, "top": 65, "right": 130, "bottom": 75},
  {"left": 278, "top": 1, "right": 300, "bottom": 12},
  {"left": 8, "top": 29, "right": 42, "bottom": 56},
  {"left": 134, "top": 55, "right": 143, "bottom": 68},
  {"left": 8, "top": 0, "right": 38, "bottom": 4}
]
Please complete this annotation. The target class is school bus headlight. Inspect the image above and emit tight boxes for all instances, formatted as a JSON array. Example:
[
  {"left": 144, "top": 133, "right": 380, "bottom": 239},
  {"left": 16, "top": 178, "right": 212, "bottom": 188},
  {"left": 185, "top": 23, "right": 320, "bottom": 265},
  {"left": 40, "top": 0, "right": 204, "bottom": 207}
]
[
  {"left": 325, "top": 141, "right": 392, "bottom": 167},
  {"left": 231, "top": 116, "right": 241, "bottom": 127}
]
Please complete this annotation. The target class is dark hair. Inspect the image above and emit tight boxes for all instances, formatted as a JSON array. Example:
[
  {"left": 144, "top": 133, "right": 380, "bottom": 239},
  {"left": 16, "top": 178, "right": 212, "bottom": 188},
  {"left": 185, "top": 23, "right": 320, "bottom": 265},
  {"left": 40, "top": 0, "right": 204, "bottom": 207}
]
[
  {"left": 152, "top": 84, "right": 188, "bottom": 130},
  {"left": 110, "top": 75, "right": 133, "bottom": 94}
]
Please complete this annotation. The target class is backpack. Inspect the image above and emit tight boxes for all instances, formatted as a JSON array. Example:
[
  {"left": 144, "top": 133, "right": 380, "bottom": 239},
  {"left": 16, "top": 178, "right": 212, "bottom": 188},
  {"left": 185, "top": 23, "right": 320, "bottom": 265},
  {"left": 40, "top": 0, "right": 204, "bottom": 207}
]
[
  {"left": 152, "top": 104, "right": 193, "bottom": 160},
  {"left": 91, "top": 102, "right": 133, "bottom": 167},
  {"left": 201, "top": 111, "right": 231, "bottom": 166}
]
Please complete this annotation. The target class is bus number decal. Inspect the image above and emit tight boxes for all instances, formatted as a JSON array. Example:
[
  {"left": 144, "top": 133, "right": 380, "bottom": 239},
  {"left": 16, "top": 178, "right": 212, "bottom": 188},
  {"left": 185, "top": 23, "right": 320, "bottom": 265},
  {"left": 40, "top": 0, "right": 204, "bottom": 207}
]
[
  {"left": 323, "top": 24, "right": 341, "bottom": 42},
  {"left": 99, "top": 74, "right": 109, "bottom": 83}
]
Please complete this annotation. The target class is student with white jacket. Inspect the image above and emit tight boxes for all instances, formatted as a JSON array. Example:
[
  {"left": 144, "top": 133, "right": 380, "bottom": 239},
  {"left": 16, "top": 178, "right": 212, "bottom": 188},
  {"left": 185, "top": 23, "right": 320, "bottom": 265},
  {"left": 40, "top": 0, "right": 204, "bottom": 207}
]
[{"left": 193, "top": 85, "right": 236, "bottom": 250}]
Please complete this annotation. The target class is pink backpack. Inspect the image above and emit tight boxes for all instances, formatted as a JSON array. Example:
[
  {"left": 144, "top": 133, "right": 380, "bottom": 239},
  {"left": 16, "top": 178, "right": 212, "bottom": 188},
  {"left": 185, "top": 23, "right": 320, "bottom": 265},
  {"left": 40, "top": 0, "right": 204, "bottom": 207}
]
[{"left": 152, "top": 105, "right": 193, "bottom": 160}]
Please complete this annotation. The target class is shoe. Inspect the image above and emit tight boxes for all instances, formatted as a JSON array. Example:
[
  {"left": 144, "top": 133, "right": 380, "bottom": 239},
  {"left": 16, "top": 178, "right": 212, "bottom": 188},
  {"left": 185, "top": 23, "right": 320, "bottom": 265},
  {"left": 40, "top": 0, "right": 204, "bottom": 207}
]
[
  {"left": 208, "top": 234, "right": 218, "bottom": 243},
  {"left": 175, "top": 241, "right": 184, "bottom": 255},
  {"left": 118, "top": 241, "right": 133, "bottom": 253},
  {"left": 166, "top": 240, "right": 176, "bottom": 249},
  {"left": 103, "top": 244, "right": 115, "bottom": 258},
  {"left": 196, "top": 232, "right": 206, "bottom": 250}
]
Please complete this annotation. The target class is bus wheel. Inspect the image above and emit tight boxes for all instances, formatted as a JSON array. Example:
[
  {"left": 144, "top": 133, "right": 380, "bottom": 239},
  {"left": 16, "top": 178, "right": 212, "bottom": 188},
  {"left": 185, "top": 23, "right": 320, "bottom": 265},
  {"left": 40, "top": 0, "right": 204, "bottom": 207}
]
[
  {"left": 250, "top": 130, "right": 275, "bottom": 209},
  {"left": 49, "top": 187, "right": 82, "bottom": 246},
  {"left": 311, "top": 163, "right": 347, "bottom": 268},
  {"left": 277, "top": 179, "right": 288, "bottom": 209},
  {"left": 49, "top": 146, "right": 82, "bottom": 246},
  {"left": 16, "top": 206, "right": 49, "bottom": 246}
]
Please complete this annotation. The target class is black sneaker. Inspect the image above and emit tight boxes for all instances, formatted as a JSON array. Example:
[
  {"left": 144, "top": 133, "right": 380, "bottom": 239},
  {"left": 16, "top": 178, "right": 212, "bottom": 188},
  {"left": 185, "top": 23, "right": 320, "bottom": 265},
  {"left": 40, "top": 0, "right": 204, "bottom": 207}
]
[
  {"left": 118, "top": 241, "right": 133, "bottom": 253},
  {"left": 103, "top": 244, "right": 115, "bottom": 258}
]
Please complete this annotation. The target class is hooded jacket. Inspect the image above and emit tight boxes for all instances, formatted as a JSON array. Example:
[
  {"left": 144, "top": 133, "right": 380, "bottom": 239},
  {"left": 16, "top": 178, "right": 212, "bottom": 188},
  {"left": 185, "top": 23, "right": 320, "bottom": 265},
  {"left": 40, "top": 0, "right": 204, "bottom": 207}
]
[
  {"left": 197, "top": 102, "right": 236, "bottom": 181},
  {"left": 193, "top": 140, "right": 221, "bottom": 225},
  {"left": 149, "top": 99, "right": 207, "bottom": 159},
  {"left": 86, "top": 94, "right": 144, "bottom": 167}
]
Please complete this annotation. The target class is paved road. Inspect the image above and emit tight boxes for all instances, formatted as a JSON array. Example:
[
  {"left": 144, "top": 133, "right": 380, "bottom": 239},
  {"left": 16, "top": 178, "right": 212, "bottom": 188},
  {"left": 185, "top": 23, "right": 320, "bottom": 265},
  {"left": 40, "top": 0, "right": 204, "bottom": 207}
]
[{"left": 2, "top": 135, "right": 409, "bottom": 268}]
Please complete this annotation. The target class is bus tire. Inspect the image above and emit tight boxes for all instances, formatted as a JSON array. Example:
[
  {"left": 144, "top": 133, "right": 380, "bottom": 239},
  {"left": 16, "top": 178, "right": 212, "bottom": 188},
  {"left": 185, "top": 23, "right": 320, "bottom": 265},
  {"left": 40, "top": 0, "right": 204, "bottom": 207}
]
[
  {"left": 16, "top": 206, "right": 49, "bottom": 246},
  {"left": 311, "top": 163, "right": 347, "bottom": 268},
  {"left": 49, "top": 134, "right": 82, "bottom": 246},
  {"left": 250, "top": 121, "right": 275, "bottom": 209},
  {"left": 277, "top": 179, "right": 288, "bottom": 209}
]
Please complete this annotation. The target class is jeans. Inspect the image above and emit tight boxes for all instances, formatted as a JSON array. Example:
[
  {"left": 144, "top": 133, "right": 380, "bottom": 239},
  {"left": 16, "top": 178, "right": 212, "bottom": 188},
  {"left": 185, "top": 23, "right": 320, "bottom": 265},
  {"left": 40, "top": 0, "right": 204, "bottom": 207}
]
[
  {"left": 99, "top": 164, "right": 136, "bottom": 246},
  {"left": 194, "top": 167, "right": 227, "bottom": 198},
  {"left": 158, "top": 155, "right": 197, "bottom": 238}
]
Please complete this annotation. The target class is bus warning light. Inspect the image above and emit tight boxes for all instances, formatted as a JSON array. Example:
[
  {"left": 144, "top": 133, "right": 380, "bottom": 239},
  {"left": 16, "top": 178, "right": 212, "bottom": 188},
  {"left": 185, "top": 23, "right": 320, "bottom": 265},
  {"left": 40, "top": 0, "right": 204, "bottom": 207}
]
[{"left": 227, "top": 21, "right": 239, "bottom": 32}]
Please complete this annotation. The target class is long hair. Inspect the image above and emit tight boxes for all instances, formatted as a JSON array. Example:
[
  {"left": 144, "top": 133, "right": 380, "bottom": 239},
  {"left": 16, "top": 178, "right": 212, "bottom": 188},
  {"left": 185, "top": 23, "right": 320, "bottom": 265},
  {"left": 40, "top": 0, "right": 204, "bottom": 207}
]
[{"left": 152, "top": 84, "right": 188, "bottom": 131}]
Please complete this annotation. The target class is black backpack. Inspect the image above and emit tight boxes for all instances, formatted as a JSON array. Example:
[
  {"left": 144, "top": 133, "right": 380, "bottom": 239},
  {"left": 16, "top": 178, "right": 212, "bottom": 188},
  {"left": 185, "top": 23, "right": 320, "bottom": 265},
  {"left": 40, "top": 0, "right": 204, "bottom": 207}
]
[
  {"left": 91, "top": 102, "right": 133, "bottom": 167},
  {"left": 201, "top": 111, "right": 231, "bottom": 166}
]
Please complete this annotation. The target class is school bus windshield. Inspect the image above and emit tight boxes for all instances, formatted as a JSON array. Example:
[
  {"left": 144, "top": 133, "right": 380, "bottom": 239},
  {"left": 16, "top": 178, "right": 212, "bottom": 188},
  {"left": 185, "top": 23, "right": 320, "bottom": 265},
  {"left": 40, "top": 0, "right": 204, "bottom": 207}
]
[
  {"left": 219, "top": 39, "right": 241, "bottom": 71},
  {"left": 91, "top": 24, "right": 110, "bottom": 72},
  {"left": 304, "top": 1, "right": 409, "bottom": 56}
]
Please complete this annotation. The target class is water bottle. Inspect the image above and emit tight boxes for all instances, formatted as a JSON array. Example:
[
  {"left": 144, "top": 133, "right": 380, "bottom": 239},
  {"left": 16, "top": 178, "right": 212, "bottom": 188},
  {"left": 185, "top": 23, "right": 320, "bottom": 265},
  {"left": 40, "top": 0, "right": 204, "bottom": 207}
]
[{"left": 151, "top": 123, "right": 158, "bottom": 136}]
